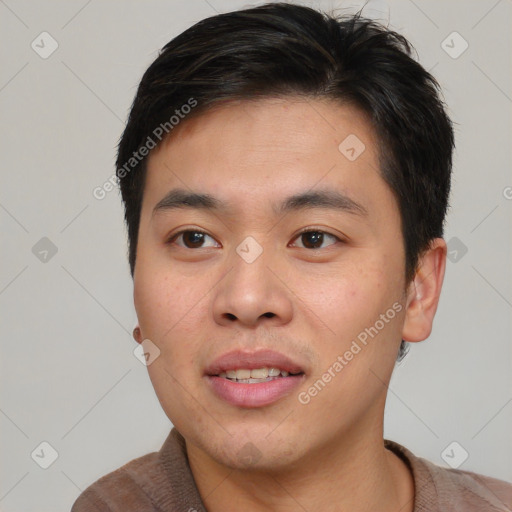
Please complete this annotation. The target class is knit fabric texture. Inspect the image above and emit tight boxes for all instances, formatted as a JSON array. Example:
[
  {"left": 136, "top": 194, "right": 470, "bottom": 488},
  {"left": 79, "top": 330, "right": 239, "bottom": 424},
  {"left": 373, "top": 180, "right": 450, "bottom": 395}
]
[{"left": 71, "top": 428, "right": 512, "bottom": 511}]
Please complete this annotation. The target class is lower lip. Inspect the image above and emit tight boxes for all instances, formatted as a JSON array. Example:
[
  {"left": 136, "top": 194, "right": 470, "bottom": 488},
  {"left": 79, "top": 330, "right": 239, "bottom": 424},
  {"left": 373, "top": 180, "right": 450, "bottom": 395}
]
[{"left": 206, "top": 375, "right": 304, "bottom": 408}]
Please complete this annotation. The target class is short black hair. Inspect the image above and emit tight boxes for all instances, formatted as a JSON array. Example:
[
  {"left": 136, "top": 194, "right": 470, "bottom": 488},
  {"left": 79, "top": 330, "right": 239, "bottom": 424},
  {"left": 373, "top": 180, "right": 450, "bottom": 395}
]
[{"left": 116, "top": 2, "right": 455, "bottom": 361}]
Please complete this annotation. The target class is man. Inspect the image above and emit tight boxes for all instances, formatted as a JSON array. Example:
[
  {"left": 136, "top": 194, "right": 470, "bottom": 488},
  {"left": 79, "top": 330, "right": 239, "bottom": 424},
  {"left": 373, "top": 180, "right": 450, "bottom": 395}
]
[{"left": 72, "top": 3, "right": 512, "bottom": 511}]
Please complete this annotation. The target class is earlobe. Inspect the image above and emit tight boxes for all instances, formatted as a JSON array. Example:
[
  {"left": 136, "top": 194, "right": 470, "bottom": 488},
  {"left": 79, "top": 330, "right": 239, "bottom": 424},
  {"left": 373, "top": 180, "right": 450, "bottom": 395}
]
[
  {"left": 133, "top": 325, "right": 143, "bottom": 344},
  {"left": 402, "top": 238, "right": 447, "bottom": 343}
]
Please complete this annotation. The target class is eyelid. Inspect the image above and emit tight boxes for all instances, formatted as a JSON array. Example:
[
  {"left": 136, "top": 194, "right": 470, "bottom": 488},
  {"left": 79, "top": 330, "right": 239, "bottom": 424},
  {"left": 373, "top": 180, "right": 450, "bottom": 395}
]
[
  {"left": 289, "top": 227, "right": 343, "bottom": 248},
  {"left": 293, "top": 227, "right": 343, "bottom": 239},
  {"left": 166, "top": 228, "right": 218, "bottom": 246}
]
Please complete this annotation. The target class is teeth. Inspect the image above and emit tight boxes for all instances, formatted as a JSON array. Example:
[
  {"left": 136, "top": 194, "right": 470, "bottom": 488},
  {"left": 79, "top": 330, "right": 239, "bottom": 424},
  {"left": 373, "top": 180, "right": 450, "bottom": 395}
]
[
  {"left": 235, "top": 369, "right": 251, "bottom": 379},
  {"left": 217, "top": 367, "right": 297, "bottom": 380},
  {"left": 250, "top": 368, "right": 268, "bottom": 379}
]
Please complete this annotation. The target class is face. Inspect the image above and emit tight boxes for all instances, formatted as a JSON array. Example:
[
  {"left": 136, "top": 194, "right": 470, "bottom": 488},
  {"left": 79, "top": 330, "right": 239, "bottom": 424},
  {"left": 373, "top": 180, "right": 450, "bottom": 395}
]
[{"left": 133, "top": 97, "right": 409, "bottom": 470}]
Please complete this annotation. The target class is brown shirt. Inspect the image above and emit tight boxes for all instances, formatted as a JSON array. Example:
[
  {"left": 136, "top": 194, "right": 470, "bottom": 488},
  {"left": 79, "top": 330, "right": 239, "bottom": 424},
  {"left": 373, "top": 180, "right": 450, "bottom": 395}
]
[{"left": 71, "top": 428, "right": 512, "bottom": 511}]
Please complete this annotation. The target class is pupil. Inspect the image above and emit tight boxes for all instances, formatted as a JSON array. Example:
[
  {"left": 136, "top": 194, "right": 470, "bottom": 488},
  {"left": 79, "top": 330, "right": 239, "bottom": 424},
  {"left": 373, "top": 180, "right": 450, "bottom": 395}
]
[
  {"left": 185, "top": 231, "right": 204, "bottom": 248},
  {"left": 303, "top": 231, "right": 323, "bottom": 248}
]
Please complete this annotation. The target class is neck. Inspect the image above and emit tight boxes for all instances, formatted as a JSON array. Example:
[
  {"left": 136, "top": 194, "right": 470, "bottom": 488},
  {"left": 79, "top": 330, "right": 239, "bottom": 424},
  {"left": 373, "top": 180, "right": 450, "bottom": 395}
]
[{"left": 186, "top": 417, "right": 414, "bottom": 512}]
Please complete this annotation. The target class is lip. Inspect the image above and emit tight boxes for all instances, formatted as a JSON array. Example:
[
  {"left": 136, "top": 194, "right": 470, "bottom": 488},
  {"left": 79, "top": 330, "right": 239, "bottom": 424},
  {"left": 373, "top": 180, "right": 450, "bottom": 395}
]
[
  {"left": 204, "top": 348, "right": 305, "bottom": 376},
  {"left": 204, "top": 349, "right": 306, "bottom": 408},
  {"left": 206, "top": 374, "right": 304, "bottom": 408}
]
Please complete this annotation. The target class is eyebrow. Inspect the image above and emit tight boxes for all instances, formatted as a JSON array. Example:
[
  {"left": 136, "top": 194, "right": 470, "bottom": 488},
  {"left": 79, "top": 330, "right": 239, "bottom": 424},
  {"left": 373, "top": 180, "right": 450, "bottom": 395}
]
[{"left": 152, "top": 187, "right": 368, "bottom": 218}]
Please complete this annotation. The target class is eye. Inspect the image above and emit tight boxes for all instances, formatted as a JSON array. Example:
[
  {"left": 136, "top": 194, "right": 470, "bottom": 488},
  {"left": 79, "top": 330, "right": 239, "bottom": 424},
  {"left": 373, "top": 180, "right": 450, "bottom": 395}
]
[
  {"left": 166, "top": 228, "right": 342, "bottom": 250},
  {"left": 290, "top": 229, "right": 341, "bottom": 249},
  {"left": 166, "top": 229, "right": 219, "bottom": 249}
]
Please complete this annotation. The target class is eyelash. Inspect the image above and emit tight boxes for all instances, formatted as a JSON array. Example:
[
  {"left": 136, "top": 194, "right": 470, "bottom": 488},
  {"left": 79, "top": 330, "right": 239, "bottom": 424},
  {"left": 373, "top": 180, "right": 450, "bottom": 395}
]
[{"left": 166, "top": 228, "right": 343, "bottom": 249}]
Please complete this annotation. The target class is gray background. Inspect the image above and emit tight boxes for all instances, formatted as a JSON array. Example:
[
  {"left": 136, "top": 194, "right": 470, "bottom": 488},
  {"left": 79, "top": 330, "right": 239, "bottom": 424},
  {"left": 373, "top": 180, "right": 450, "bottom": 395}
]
[{"left": 1, "top": 0, "right": 511, "bottom": 510}]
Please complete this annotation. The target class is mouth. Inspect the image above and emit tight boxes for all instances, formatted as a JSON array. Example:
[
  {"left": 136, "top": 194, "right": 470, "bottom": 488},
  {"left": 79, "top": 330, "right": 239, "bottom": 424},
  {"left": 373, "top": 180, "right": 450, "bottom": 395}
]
[
  {"left": 214, "top": 367, "right": 304, "bottom": 383},
  {"left": 204, "top": 349, "right": 306, "bottom": 408}
]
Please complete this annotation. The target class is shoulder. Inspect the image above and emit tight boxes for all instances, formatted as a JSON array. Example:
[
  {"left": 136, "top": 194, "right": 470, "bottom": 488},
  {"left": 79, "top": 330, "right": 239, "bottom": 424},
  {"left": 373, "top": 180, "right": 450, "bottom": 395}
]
[
  {"left": 70, "top": 428, "right": 204, "bottom": 512},
  {"left": 423, "top": 461, "right": 512, "bottom": 511},
  {"left": 385, "top": 440, "right": 512, "bottom": 511},
  {"left": 70, "top": 451, "right": 162, "bottom": 512}
]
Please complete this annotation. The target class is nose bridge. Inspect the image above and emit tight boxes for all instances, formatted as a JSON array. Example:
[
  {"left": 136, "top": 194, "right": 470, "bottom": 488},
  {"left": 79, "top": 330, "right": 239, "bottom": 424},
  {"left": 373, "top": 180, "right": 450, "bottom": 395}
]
[
  {"left": 233, "top": 235, "right": 271, "bottom": 289},
  {"left": 211, "top": 234, "right": 293, "bottom": 326}
]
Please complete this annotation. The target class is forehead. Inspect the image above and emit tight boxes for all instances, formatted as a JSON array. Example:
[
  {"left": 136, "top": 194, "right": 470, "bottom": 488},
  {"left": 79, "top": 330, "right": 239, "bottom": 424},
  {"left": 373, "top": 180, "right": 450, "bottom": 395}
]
[
  {"left": 142, "top": 97, "right": 390, "bottom": 220},
  {"left": 153, "top": 96, "right": 377, "bottom": 163}
]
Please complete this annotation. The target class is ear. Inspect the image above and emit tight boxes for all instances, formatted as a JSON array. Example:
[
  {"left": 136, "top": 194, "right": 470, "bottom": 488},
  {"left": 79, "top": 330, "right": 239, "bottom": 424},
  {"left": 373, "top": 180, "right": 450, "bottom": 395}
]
[
  {"left": 402, "top": 238, "right": 447, "bottom": 342},
  {"left": 133, "top": 325, "right": 143, "bottom": 344}
]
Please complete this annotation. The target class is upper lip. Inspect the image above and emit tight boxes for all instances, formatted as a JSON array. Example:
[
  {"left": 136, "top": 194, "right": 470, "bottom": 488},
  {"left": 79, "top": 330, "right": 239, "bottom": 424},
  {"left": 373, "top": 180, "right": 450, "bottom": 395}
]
[{"left": 204, "top": 349, "right": 305, "bottom": 376}]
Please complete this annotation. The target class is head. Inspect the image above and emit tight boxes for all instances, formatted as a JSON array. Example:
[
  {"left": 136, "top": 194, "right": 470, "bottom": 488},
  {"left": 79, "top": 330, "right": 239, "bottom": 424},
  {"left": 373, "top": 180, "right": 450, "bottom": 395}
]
[{"left": 118, "top": 3, "right": 453, "bottom": 470}]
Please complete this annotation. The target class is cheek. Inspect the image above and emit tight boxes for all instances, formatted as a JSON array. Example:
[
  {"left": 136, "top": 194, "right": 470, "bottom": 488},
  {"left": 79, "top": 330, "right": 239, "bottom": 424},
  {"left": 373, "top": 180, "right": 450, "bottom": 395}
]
[
  {"left": 293, "top": 262, "right": 387, "bottom": 336},
  {"left": 135, "top": 267, "right": 196, "bottom": 335},
  {"left": 134, "top": 268, "right": 207, "bottom": 373},
  {"left": 133, "top": 273, "right": 169, "bottom": 334},
  {"left": 297, "top": 257, "right": 403, "bottom": 372},
  {"left": 135, "top": 270, "right": 205, "bottom": 425}
]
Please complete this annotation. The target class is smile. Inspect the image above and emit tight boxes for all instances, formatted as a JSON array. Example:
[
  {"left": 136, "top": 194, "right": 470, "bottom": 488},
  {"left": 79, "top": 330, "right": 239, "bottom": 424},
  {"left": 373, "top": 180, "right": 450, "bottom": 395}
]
[{"left": 218, "top": 367, "right": 302, "bottom": 383}]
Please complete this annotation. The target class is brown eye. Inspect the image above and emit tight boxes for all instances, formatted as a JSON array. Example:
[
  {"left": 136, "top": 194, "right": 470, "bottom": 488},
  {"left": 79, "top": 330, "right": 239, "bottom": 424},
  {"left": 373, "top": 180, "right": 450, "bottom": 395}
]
[
  {"left": 292, "top": 230, "right": 339, "bottom": 249},
  {"left": 168, "top": 230, "right": 218, "bottom": 249}
]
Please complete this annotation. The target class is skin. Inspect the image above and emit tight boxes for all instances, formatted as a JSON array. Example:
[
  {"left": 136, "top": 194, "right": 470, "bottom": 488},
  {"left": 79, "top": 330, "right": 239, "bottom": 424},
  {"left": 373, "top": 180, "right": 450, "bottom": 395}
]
[{"left": 132, "top": 97, "right": 447, "bottom": 512}]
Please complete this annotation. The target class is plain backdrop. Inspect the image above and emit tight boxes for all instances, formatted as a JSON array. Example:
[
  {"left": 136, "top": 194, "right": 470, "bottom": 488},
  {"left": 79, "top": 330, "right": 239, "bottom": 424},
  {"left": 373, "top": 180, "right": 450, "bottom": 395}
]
[{"left": 1, "top": 0, "right": 511, "bottom": 510}]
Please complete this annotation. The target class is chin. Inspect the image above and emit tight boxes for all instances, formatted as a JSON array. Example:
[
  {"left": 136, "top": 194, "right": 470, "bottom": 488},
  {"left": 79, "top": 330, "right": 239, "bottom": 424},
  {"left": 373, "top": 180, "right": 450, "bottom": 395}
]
[
  {"left": 218, "top": 439, "right": 299, "bottom": 472},
  {"left": 194, "top": 425, "right": 303, "bottom": 471}
]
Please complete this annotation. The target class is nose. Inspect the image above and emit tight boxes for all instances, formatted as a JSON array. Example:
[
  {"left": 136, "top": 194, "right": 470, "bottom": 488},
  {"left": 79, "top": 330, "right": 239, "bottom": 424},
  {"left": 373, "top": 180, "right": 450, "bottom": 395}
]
[{"left": 211, "top": 243, "right": 293, "bottom": 328}]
